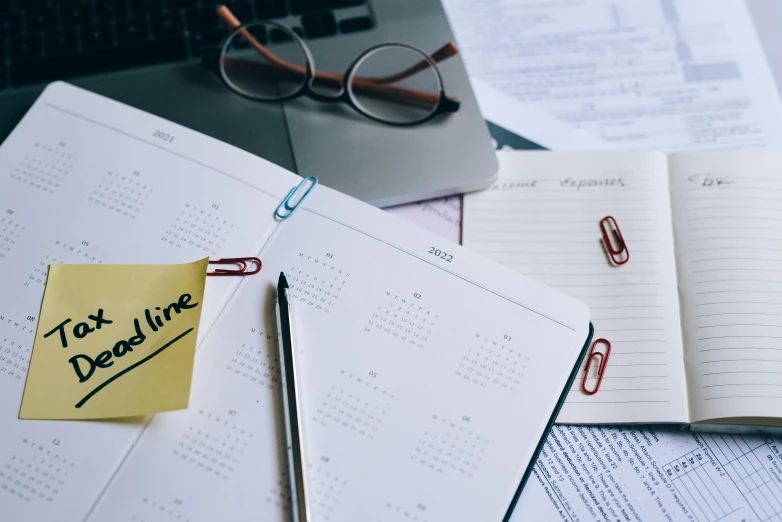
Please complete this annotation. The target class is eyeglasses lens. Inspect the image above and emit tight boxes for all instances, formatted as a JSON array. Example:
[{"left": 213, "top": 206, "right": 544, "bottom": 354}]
[
  {"left": 220, "top": 22, "right": 309, "bottom": 101},
  {"left": 348, "top": 45, "right": 442, "bottom": 124}
]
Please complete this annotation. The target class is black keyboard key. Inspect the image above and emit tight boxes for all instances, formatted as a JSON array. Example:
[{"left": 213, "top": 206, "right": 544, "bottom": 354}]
[
  {"left": 189, "top": 28, "right": 226, "bottom": 56},
  {"left": 339, "top": 16, "right": 371, "bottom": 33},
  {"left": 0, "top": 63, "right": 6, "bottom": 89},
  {"left": 27, "top": 7, "right": 59, "bottom": 31},
  {"left": 0, "top": 0, "right": 13, "bottom": 14},
  {"left": 96, "top": 0, "right": 127, "bottom": 20},
  {"left": 10, "top": 34, "right": 43, "bottom": 61},
  {"left": 185, "top": 7, "right": 219, "bottom": 31},
  {"left": 0, "top": 11, "right": 23, "bottom": 37},
  {"left": 61, "top": 2, "right": 93, "bottom": 28},
  {"left": 230, "top": 23, "right": 265, "bottom": 48},
  {"left": 80, "top": 23, "right": 113, "bottom": 50},
  {"left": 24, "top": 0, "right": 52, "bottom": 11},
  {"left": 45, "top": 29, "right": 79, "bottom": 55},
  {"left": 106, "top": 37, "right": 188, "bottom": 70},
  {"left": 290, "top": 0, "right": 333, "bottom": 14},
  {"left": 167, "top": 0, "right": 199, "bottom": 9},
  {"left": 150, "top": 13, "right": 183, "bottom": 39},
  {"left": 131, "top": 0, "right": 163, "bottom": 15},
  {"left": 116, "top": 18, "right": 149, "bottom": 44},
  {"left": 291, "top": 0, "right": 363, "bottom": 14},
  {"left": 301, "top": 12, "right": 336, "bottom": 39},
  {"left": 223, "top": 1, "right": 251, "bottom": 21},
  {"left": 11, "top": 37, "right": 187, "bottom": 87},
  {"left": 11, "top": 56, "right": 77, "bottom": 86},
  {"left": 254, "top": 0, "right": 286, "bottom": 19}
]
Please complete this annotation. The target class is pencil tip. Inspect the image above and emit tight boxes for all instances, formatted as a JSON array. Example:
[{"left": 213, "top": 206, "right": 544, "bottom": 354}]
[{"left": 278, "top": 272, "right": 289, "bottom": 289}]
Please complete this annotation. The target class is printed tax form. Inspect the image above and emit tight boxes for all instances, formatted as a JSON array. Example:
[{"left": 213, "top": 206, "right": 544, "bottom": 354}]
[
  {"left": 515, "top": 425, "right": 782, "bottom": 522},
  {"left": 444, "top": 0, "right": 782, "bottom": 151}
]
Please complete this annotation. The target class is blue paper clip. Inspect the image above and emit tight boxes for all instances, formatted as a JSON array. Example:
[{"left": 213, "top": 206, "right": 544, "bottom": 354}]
[{"left": 275, "top": 176, "right": 318, "bottom": 219}]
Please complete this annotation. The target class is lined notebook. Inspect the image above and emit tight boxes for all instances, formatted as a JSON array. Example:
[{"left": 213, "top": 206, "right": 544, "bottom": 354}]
[
  {"left": 464, "top": 150, "right": 782, "bottom": 432},
  {"left": 0, "top": 83, "right": 592, "bottom": 521}
]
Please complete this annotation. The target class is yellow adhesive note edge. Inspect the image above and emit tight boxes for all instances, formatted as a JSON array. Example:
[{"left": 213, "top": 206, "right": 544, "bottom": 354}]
[{"left": 19, "top": 258, "right": 209, "bottom": 420}]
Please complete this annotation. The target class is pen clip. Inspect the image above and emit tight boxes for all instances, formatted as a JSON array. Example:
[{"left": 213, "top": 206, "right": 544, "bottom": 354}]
[
  {"left": 581, "top": 338, "right": 611, "bottom": 396},
  {"left": 600, "top": 216, "right": 629, "bottom": 265},
  {"left": 207, "top": 257, "right": 262, "bottom": 276}
]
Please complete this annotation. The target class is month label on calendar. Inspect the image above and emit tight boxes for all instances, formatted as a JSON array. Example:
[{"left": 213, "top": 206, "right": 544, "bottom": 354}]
[
  {"left": 455, "top": 333, "right": 526, "bottom": 393},
  {"left": 88, "top": 170, "right": 153, "bottom": 220},
  {"left": 312, "top": 369, "right": 394, "bottom": 441},
  {"left": 170, "top": 409, "right": 253, "bottom": 481},
  {"left": 8, "top": 142, "right": 76, "bottom": 195},
  {"left": 24, "top": 240, "right": 101, "bottom": 290},
  {"left": 130, "top": 495, "right": 191, "bottom": 522},
  {"left": 286, "top": 253, "right": 350, "bottom": 313},
  {"left": 162, "top": 203, "right": 235, "bottom": 256},
  {"left": 410, "top": 414, "right": 489, "bottom": 478},
  {"left": 224, "top": 328, "right": 281, "bottom": 391},
  {"left": 0, "top": 210, "right": 26, "bottom": 260},
  {"left": 365, "top": 291, "right": 438, "bottom": 349},
  {"left": 0, "top": 313, "right": 36, "bottom": 383},
  {"left": 381, "top": 501, "right": 429, "bottom": 522},
  {"left": 0, "top": 437, "right": 75, "bottom": 505}
]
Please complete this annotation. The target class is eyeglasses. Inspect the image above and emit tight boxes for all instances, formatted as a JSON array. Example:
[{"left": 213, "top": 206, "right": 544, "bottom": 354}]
[{"left": 204, "top": 5, "right": 462, "bottom": 126}]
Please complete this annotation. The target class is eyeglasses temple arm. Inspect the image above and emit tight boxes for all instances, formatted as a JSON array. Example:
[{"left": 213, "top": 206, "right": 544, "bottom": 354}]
[
  {"left": 216, "top": 5, "right": 308, "bottom": 77},
  {"left": 362, "top": 42, "right": 460, "bottom": 85}
]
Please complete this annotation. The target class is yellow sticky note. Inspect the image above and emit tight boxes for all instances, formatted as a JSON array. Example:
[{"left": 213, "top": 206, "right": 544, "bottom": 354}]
[{"left": 19, "top": 258, "right": 209, "bottom": 420}]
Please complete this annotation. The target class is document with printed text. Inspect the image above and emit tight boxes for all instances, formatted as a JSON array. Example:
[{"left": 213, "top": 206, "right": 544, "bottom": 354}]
[{"left": 444, "top": 0, "right": 782, "bottom": 152}]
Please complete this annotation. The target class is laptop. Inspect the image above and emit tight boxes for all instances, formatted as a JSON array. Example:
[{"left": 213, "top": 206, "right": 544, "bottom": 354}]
[{"left": 0, "top": 0, "right": 498, "bottom": 207}]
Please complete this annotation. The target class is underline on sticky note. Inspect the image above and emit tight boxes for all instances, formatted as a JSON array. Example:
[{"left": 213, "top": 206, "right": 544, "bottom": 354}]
[{"left": 75, "top": 328, "right": 194, "bottom": 409}]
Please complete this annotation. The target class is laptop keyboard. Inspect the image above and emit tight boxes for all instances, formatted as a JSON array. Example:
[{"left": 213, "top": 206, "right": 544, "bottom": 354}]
[{"left": 0, "top": 0, "right": 374, "bottom": 88}]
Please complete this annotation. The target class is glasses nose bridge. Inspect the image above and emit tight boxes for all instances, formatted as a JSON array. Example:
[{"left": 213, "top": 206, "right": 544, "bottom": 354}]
[{"left": 305, "top": 79, "right": 348, "bottom": 103}]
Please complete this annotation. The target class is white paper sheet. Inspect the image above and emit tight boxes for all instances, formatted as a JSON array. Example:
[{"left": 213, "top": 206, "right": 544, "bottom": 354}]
[
  {"left": 444, "top": 0, "right": 782, "bottom": 152},
  {"left": 669, "top": 151, "right": 782, "bottom": 425}
]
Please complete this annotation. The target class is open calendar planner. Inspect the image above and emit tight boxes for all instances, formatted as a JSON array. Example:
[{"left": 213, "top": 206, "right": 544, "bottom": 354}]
[{"left": 0, "top": 83, "right": 592, "bottom": 522}]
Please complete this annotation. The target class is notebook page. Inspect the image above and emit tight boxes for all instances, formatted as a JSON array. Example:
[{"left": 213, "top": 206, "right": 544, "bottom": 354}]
[
  {"left": 0, "top": 83, "right": 300, "bottom": 521},
  {"left": 463, "top": 151, "right": 688, "bottom": 424},
  {"left": 86, "top": 182, "right": 590, "bottom": 522},
  {"left": 670, "top": 151, "right": 782, "bottom": 424}
]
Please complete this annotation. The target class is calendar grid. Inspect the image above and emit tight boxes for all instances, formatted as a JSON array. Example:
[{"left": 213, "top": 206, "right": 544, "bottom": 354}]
[
  {"left": 0, "top": 438, "right": 75, "bottom": 506},
  {"left": 0, "top": 212, "right": 25, "bottom": 260},
  {"left": 286, "top": 252, "right": 349, "bottom": 314},
  {"left": 9, "top": 142, "right": 75, "bottom": 195}
]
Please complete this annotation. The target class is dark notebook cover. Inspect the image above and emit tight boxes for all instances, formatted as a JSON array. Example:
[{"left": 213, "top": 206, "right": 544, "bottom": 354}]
[{"left": 502, "top": 322, "right": 595, "bottom": 521}]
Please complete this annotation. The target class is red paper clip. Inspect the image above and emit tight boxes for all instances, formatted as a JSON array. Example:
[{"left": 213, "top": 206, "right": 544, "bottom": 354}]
[
  {"left": 600, "top": 216, "right": 629, "bottom": 265},
  {"left": 581, "top": 338, "right": 611, "bottom": 395},
  {"left": 207, "top": 257, "right": 262, "bottom": 276}
]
